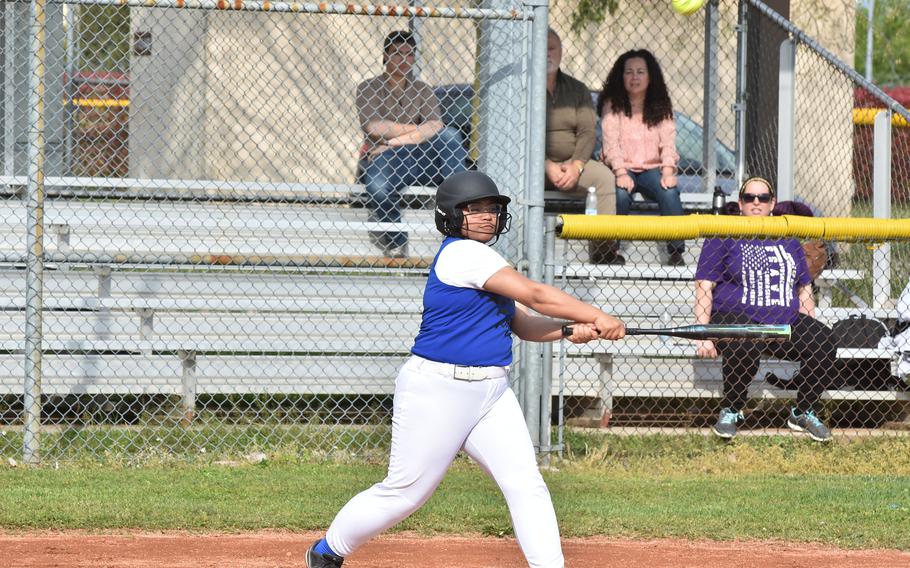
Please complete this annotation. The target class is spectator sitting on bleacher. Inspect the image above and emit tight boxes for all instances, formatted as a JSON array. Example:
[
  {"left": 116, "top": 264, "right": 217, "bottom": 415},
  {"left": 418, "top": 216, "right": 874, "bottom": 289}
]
[
  {"left": 695, "top": 176, "right": 837, "bottom": 442},
  {"left": 544, "top": 28, "right": 619, "bottom": 265},
  {"left": 356, "top": 30, "right": 467, "bottom": 258},
  {"left": 596, "top": 49, "right": 686, "bottom": 266}
]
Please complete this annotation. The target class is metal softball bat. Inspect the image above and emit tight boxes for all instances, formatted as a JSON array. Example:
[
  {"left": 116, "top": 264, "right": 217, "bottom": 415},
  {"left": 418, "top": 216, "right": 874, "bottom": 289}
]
[{"left": 562, "top": 324, "right": 791, "bottom": 341}]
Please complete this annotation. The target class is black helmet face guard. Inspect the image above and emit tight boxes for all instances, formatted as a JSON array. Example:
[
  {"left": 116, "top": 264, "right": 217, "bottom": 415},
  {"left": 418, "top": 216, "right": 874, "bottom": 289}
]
[
  {"left": 453, "top": 200, "right": 512, "bottom": 241},
  {"left": 434, "top": 171, "right": 512, "bottom": 241}
]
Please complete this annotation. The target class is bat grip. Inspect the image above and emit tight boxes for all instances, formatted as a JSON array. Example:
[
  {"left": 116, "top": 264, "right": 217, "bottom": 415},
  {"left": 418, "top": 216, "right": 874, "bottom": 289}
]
[{"left": 561, "top": 325, "right": 573, "bottom": 338}]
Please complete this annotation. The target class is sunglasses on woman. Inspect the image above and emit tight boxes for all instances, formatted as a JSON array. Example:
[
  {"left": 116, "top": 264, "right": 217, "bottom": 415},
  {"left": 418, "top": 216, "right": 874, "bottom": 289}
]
[{"left": 740, "top": 192, "right": 773, "bottom": 204}]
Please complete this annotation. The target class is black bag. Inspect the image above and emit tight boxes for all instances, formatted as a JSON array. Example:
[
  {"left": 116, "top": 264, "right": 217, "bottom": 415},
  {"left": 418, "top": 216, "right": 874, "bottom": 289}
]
[{"left": 831, "top": 315, "right": 895, "bottom": 390}]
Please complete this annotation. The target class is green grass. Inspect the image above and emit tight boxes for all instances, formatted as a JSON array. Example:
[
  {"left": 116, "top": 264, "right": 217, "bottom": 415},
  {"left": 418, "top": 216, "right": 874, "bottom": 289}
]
[
  {"left": 2, "top": 433, "right": 909, "bottom": 549},
  {"left": 0, "top": 419, "right": 395, "bottom": 466}
]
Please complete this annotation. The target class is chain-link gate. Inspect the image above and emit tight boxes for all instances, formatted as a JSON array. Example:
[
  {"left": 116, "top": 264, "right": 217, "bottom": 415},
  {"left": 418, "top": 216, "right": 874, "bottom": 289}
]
[
  {"left": 1, "top": 0, "right": 539, "bottom": 463},
  {"left": 2, "top": 0, "right": 909, "bottom": 465},
  {"left": 547, "top": 0, "right": 910, "bottom": 444}
]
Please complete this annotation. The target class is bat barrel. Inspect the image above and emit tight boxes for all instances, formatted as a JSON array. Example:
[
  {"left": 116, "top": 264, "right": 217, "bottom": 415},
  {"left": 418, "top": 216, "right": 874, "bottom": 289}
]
[{"left": 625, "top": 324, "right": 791, "bottom": 341}]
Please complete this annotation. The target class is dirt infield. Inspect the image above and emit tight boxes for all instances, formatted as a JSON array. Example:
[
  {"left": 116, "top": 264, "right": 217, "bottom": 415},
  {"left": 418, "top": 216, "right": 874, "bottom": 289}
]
[{"left": 2, "top": 531, "right": 909, "bottom": 568}]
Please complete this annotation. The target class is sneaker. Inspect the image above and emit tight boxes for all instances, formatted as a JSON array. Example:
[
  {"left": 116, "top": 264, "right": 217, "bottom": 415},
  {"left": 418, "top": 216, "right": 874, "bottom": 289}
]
[
  {"left": 712, "top": 407, "right": 743, "bottom": 439},
  {"left": 385, "top": 243, "right": 408, "bottom": 258},
  {"left": 589, "top": 241, "right": 625, "bottom": 265},
  {"left": 368, "top": 233, "right": 388, "bottom": 254},
  {"left": 591, "top": 250, "right": 625, "bottom": 265},
  {"left": 589, "top": 243, "right": 625, "bottom": 265},
  {"left": 787, "top": 408, "right": 832, "bottom": 442},
  {"left": 665, "top": 251, "right": 686, "bottom": 266},
  {"left": 306, "top": 542, "right": 344, "bottom": 568}
]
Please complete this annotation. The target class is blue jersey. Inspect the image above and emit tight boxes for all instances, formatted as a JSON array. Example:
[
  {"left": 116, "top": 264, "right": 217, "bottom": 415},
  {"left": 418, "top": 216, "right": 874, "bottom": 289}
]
[{"left": 411, "top": 237, "right": 515, "bottom": 366}]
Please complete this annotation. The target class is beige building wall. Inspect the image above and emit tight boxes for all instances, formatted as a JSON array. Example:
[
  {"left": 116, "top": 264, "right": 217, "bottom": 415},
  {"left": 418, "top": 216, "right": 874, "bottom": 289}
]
[
  {"left": 128, "top": 9, "right": 208, "bottom": 180},
  {"left": 130, "top": 1, "right": 856, "bottom": 212},
  {"left": 130, "top": 11, "right": 481, "bottom": 184},
  {"left": 791, "top": 0, "right": 856, "bottom": 216}
]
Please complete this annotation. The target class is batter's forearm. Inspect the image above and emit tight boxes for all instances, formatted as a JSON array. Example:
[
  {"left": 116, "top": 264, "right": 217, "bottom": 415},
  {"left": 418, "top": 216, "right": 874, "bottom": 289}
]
[{"left": 511, "top": 313, "right": 567, "bottom": 342}]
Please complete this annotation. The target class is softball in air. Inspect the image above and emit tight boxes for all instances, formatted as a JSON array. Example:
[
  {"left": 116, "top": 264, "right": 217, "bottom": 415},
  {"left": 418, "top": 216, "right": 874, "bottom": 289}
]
[{"left": 671, "top": 0, "right": 707, "bottom": 16}]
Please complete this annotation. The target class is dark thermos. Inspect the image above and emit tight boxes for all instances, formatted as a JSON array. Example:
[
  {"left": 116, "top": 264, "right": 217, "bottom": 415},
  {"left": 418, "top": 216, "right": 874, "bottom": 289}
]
[{"left": 712, "top": 186, "right": 726, "bottom": 215}]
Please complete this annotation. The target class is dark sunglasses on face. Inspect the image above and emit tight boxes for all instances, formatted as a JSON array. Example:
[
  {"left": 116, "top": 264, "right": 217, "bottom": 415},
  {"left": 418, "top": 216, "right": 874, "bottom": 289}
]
[
  {"left": 464, "top": 204, "right": 503, "bottom": 215},
  {"left": 740, "top": 192, "right": 773, "bottom": 204}
]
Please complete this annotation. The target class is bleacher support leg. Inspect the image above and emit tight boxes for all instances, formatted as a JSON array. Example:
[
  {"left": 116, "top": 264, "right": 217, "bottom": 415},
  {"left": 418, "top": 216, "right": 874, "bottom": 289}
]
[
  {"left": 595, "top": 354, "right": 614, "bottom": 428},
  {"left": 179, "top": 350, "right": 197, "bottom": 426}
]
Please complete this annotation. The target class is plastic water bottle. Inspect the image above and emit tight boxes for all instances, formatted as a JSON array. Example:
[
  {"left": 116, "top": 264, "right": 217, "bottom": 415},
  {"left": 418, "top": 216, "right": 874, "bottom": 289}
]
[
  {"left": 585, "top": 186, "right": 598, "bottom": 216},
  {"left": 712, "top": 186, "right": 726, "bottom": 215}
]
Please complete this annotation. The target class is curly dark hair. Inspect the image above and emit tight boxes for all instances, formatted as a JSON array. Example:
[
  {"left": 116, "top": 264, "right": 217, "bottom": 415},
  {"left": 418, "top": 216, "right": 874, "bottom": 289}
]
[{"left": 596, "top": 49, "right": 673, "bottom": 128}]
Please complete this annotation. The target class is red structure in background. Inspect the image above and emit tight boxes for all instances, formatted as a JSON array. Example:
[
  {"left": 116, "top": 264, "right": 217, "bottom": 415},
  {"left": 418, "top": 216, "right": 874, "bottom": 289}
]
[
  {"left": 69, "top": 71, "right": 129, "bottom": 177},
  {"left": 853, "top": 86, "right": 910, "bottom": 202}
]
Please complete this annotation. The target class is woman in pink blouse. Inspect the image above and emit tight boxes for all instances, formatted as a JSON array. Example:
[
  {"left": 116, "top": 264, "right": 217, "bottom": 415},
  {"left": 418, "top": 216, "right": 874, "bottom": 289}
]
[{"left": 597, "top": 49, "right": 686, "bottom": 266}]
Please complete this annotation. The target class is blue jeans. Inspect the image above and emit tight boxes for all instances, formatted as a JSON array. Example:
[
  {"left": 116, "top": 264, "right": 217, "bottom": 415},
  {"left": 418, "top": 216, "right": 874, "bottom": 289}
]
[
  {"left": 615, "top": 167, "right": 685, "bottom": 254},
  {"left": 361, "top": 126, "right": 466, "bottom": 248}
]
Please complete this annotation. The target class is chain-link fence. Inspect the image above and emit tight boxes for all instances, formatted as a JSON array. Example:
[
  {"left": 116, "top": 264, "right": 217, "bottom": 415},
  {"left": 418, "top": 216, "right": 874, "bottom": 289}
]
[
  {"left": 2, "top": 0, "right": 909, "bottom": 464},
  {"left": 1, "top": 0, "right": 538, "bottom": 463},
  {"left": 547, "top": 0, "right": 910, "bottom": 444}
]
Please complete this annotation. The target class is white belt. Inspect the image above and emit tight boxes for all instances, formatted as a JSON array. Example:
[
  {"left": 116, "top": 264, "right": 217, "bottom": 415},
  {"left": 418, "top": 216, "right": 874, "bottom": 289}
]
[{"left": 412, "top": 355, "right": 509, "bottom": 381}]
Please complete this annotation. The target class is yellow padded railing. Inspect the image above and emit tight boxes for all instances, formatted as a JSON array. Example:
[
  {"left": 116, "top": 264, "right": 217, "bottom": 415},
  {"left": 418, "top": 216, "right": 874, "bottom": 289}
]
[
  {"left": 853, "top": 108, "right": 910, "bottom": 127},
  {"left": 558, "top": 214, "right": 910, "bottom": 242}
]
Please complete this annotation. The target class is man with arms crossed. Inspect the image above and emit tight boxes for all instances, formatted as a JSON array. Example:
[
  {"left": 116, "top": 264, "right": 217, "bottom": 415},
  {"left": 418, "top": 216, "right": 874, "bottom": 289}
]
[{"left": 356, "top": 30, "right": 467, "bottom": 258}]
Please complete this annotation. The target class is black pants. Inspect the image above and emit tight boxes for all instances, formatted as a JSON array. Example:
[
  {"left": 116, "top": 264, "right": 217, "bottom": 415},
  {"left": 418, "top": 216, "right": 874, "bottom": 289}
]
[{"left": 711, "top": 312, "right": 838, "bottom": 413}]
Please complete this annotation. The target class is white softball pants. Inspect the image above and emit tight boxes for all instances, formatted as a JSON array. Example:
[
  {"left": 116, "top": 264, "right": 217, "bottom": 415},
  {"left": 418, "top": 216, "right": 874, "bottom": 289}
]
[{"left": 325, "top": 355, "right": 564, "bottom": 568}]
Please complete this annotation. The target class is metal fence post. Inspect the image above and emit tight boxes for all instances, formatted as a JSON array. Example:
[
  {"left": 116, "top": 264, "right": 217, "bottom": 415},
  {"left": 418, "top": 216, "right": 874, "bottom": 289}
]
[
  {"left": 872, "top": 110, "right": 892, "bottom": 309},
  {"left": 179, "top": 350, "right": 197, "bottom": 426},
  {"left": 23, "top": 0, "right": 48, "bottom": 465},
  {"left": 3, "top": 2, "right": 19, "bottom": 178},
  {"left": 519, "top": 0, "right": 548, "bottom": 451},
  {"left": 64, "top": 3, "right": 76, "bottom": 175},
  {"left": 734, "top": 0, "right": 748, "bottom": 188},
  {"left": 540, "top": 216, "right": 557, "bottom": 464},
  {"left": 477, "top": 1, "right": 532, "bottom": 258},
  {"left": 776, "top": 37, "right": 795, "bottom": 202},
  {"left": 702, "top": 0, "right": 719, "bottom": 193}
]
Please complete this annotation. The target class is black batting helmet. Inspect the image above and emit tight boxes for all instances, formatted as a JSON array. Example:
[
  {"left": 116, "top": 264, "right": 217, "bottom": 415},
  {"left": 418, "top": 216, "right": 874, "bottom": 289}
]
[{"left": 434, "top": 171, "right": 512, "bottom": 239}]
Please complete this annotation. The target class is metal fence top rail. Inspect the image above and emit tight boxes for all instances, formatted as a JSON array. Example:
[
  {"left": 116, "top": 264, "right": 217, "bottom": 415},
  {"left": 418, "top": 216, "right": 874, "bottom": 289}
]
[{"left": 45, "top": 0, "right": 532, "bottom": 20}]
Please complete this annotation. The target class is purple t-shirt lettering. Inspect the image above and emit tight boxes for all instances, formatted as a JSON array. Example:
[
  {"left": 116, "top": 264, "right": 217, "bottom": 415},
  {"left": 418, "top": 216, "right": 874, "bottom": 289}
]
[{"left": 695, "top": 238, "right": 811, "bottom": 324}]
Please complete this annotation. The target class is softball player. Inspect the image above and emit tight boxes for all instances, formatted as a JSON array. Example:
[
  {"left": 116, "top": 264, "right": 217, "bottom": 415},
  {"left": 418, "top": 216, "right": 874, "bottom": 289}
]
[{"left": 306, "top": 170, "right": 625, "bottom": 568}]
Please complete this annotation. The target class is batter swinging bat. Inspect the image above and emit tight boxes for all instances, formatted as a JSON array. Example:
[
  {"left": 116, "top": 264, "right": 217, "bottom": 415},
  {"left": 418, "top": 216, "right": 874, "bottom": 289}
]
[{"left": 562, "top": 323, "right": 791, "bottom": 341}]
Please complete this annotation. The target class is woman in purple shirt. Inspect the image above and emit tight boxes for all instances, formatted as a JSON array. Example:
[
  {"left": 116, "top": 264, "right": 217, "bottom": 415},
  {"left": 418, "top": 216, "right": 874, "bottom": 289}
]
[{"left": 695, "top": 177, "right": 836, "bottom": 442}]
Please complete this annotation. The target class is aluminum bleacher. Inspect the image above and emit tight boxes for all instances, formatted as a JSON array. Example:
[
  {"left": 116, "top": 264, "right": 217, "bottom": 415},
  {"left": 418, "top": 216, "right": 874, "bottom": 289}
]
[{"left": 2, "top": 192, "right": 903, "bottom": 426}]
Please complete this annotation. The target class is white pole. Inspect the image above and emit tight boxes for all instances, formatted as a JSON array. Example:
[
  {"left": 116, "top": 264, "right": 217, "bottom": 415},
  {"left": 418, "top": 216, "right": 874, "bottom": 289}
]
[
  {"left": 776, "top": 39, "right": 796, "bottom": 203},
  {"left": 872, "top": 110, "right": 892, "bottom": 309},
  {"left": 865, "top": 0, "right": 874, "bottom": 83}
]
